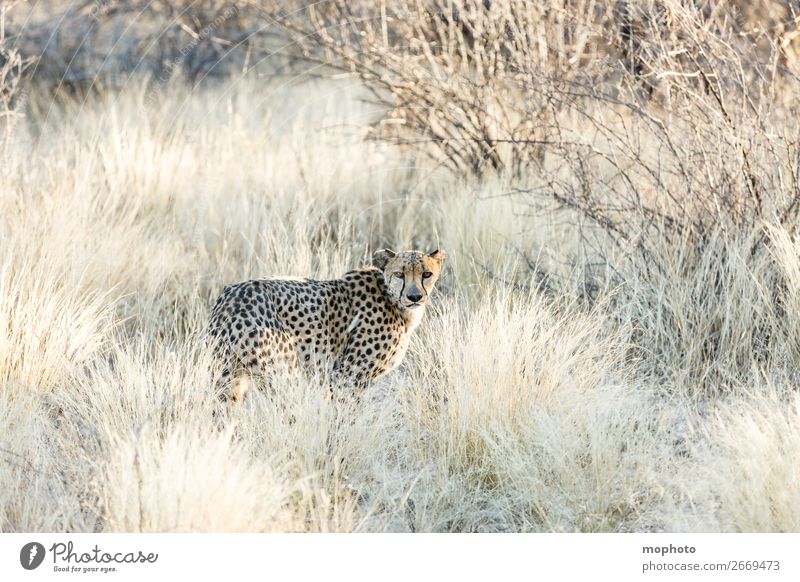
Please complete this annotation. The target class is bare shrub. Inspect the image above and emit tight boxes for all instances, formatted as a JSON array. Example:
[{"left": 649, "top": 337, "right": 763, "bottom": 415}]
[
  {"left": 260, "top": 0, "right": 614, "bottom": 176},
  {"left": 263, "top": 1, "right": 800, "bottom": 257},
  {"left": 0, "top": 0, "right": 32, "bottom": 155},
  {"left": 7, "top": 0, "right": 269, "bottom": 92}
]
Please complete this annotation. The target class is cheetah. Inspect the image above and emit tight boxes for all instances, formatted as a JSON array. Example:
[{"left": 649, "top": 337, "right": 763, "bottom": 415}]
[{"left": 206, "top": 248, "right": 448, "bottom": 401}]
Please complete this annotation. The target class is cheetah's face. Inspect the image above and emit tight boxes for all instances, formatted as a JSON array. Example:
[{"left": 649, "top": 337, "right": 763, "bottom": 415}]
[{"left": 372, "top": 248, "right": 448, "bottom": 310}]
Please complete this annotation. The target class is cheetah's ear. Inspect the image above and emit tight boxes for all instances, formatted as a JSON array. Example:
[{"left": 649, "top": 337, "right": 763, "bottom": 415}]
[
  {"left": 372, "top": 248, "right": 397, "bottom": 269},
  {"left": 428, "top": 249, "right": 448, "bottom": 265}
]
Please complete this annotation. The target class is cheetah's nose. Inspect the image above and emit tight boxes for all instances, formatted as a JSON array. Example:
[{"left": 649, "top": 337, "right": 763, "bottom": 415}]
[{"left": 407, "top": 292, "right": 423, "bottom": 303}]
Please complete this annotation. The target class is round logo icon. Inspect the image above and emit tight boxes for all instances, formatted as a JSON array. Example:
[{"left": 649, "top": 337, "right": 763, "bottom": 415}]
[{"left": 20, "top": 542, "right": 46, "bottom": 570}]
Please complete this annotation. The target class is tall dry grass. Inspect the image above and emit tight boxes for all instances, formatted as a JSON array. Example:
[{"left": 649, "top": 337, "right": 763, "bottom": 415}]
[
  {"left": 0, "top": 78, "right": 798, "bottom": 532},
  {"left": 1, "top": 0, "right": 800, "bottom": 533}
]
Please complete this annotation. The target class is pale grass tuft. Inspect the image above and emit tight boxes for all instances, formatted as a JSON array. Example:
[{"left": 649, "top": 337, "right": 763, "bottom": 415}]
[
  {"left": 100, "top": 424, "right": 294, "bottom": 532},
  {"left": 669, "top": 389, "right": 800, "bottom": 532},
  {"left": 0, "top": 259, "right": 115, "bottom": 394}
]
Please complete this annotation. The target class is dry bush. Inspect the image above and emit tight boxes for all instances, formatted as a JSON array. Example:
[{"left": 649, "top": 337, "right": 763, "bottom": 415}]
[
  {"left": 6, "top": 0, "right": 269, "bottom": 92},
  {"left": 1, "top": 0, "right": 32, "bottom": 154},
  {"left": 262, "top": 0, "right": 613, "bottom": 176},
  {"left": 263, "top": 1, "right": 800, "bottom": 256}
]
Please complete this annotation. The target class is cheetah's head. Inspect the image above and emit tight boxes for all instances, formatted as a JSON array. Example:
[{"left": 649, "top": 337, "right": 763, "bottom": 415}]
[{"left": 372, "top": 248, "right": 448, "bottom": 311}]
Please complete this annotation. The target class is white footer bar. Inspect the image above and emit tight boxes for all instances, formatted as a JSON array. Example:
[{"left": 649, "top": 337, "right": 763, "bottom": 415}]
[{"left": 1, "top": 533, "right": 797, "bottom": 581}]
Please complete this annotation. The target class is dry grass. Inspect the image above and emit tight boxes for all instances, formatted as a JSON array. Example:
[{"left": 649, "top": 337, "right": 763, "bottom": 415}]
[
  {"left": 1, "top": 78, "right": 798, "bottom": 532},
  {"left": 2, "top": 0, "right": 800, "bottom": 533}
]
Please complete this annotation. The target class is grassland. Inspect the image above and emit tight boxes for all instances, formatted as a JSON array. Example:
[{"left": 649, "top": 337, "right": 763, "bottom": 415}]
[{"left": 2, "top": 0, "right": 800, "bottom": 533}]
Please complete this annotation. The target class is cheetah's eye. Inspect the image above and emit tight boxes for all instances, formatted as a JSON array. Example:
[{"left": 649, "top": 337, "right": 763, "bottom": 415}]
[
  {"left": 422, "top": 271, "right": 433, "bottom": 279},
  {"left": 393, "top": 271, "right": 404, "bottom": 279}
]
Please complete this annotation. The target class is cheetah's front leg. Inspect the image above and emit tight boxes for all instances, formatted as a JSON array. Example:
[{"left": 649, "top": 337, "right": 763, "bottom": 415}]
[{"left": 333, "top": 327, "right": 400, "bottom": 390}]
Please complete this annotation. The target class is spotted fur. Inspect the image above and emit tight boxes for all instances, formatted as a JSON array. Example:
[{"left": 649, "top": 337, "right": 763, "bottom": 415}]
[{"left": 207, "top": 249, "right": 447, "bottom": 401}]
